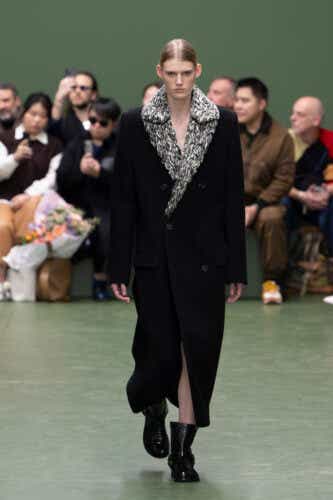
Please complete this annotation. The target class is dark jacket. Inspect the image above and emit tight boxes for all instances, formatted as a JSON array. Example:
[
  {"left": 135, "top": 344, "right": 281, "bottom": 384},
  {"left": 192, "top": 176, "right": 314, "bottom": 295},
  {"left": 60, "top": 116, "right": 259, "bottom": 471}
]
[
  {"left": 294, "top": 139, "right": 330, "bottom": 190},
  {"left": 48, "top": 107, "right": 86, "bottom": 146},
  {"left": 240, "top": 112, "right": 295, "bottom": 206},
  {"left": 56, "top": 131, "right": 117, "bottom": 214},
  {"left": 109, "top": 106, "right": 246, "bottom": 427}
]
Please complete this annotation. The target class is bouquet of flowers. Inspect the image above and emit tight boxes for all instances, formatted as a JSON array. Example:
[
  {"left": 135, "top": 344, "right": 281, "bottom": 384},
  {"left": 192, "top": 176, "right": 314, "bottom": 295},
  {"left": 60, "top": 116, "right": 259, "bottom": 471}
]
[{"left": 4, "top": 190, "right": 99, "bottom": 301}]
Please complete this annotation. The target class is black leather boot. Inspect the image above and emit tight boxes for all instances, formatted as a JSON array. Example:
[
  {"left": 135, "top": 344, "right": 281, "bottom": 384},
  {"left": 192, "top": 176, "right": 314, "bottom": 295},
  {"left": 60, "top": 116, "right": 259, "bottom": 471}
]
[
  {"left": 142, "top": 400, "right": 169, "bottom": 458},
  {"left": 168, "top": 422, "right": 200, "bottom": 482}
]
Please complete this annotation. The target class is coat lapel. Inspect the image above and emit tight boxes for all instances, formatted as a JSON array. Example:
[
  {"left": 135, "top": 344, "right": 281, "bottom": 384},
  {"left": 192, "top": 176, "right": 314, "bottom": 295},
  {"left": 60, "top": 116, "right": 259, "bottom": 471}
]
[{"left": 142, "top": 86, "right": 220, "bottom": 217}]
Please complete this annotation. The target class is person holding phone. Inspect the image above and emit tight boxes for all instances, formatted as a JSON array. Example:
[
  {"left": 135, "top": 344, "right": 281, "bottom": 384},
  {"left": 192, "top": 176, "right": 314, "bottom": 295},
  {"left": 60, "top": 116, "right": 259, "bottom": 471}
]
[
  {"left": 109, "top": 39, "right": 246, "bottom": 482},
  {"left": 56, "top": 97, "right": 121, "bottom": 300},
  {"left": 0, "top": 93, "right": 62, "bottom": 299},
  {"left": 49, "top": 70, "right": 99, "bottom": 146}
]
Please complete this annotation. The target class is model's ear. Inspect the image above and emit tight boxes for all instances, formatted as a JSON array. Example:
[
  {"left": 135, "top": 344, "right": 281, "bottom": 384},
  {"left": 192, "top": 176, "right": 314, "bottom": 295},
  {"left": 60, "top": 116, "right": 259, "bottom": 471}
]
[
  {"left": 195, "top": 63, "right": 202, "bottom": 78},
  {"left": 156, "top": 64, "right": 163, "bottom": 79}
]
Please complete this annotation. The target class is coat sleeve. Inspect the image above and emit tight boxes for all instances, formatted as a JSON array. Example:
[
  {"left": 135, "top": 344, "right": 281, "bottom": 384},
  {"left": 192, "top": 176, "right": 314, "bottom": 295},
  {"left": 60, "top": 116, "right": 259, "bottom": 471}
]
[
  {"left": 108, "top": 113, "right": 136, "bottom": 285},
  {"left": 56, "top": 140, "right": 85, "bottom": 197},
  {"left": 224, "top": 113, "right": 247, "bottom": 284},
  {"left": 258, "top": 133, "right": 295, "bottom": 204}
]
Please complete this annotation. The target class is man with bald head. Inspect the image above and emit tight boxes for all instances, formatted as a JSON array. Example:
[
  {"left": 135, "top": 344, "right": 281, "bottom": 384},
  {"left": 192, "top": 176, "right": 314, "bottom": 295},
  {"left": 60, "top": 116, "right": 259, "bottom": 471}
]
[
  {"left": 207, "top": 77, "right": 236, "bottom": 109},
  {"left": 284, "top": 96, "right": 333, "bottom": 283}
]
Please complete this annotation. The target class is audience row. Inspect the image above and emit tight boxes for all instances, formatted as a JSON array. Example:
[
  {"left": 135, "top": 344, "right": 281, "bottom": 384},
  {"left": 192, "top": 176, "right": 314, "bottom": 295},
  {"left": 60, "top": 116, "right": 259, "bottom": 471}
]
[{"left": 0, "top": 72, "right": 332, "bottom": 303}]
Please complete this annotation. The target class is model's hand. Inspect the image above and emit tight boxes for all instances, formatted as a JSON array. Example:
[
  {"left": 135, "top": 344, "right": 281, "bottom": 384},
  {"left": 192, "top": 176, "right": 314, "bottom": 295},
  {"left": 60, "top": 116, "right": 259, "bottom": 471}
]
[
  {"left": 80, "top": 153, "right": 101, "bottom": 178},
  {"left": 111, "top": 283, "right": 130, "bottom": 303},
  {"left": 245, "top": 204, "right": 259, "bottom": 227},
  {"left": 10, "top": 193, "right": 30, "bottom": 211},
  {"left": 227, "top": 283, "right": 244, "bottom": 304}
]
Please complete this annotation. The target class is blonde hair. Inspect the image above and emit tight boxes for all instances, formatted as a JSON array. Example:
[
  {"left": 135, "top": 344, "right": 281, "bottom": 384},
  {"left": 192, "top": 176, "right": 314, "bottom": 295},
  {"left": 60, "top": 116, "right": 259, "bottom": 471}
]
[{"left": 160, "top": 39, "right": 197, "bottom": 67}]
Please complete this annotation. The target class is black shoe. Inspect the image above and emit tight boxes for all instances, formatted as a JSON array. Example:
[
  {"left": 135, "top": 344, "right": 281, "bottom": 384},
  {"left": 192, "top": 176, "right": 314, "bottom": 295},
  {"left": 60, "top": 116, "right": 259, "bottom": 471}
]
[
  {"left": 92, "top": 279, "right": 111, "bottom": 301},
  {"left": 168, "top": 422, "right": 200, "bottom": 482},
  {"left": 142, "top": 400, "right": 169, "bottom": 458}
]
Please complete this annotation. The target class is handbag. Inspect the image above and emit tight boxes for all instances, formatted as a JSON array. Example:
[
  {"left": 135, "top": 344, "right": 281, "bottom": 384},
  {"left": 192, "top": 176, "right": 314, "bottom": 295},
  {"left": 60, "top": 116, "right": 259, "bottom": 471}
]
[{"left": 36, "top": 258, "right": 72, "bottom": 302}]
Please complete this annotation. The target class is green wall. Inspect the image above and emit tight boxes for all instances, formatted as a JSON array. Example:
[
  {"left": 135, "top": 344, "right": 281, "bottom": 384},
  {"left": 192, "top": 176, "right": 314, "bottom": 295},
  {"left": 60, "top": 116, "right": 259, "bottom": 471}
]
[{"left": 1, "top": 0, "right": 332, "bottom": 127}]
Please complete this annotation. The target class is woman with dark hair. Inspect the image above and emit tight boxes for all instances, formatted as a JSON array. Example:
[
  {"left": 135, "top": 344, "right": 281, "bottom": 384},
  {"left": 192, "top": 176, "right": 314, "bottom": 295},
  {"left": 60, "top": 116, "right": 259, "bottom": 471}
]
[
  {"left": 109, "top": 39, "right": 246, "bottom": 481},
  {"left": 0, "top": 92, "right": 63, "bottom": 299},
  {"left": 56, "top": 97, "right": 121, "bottom": 300}
]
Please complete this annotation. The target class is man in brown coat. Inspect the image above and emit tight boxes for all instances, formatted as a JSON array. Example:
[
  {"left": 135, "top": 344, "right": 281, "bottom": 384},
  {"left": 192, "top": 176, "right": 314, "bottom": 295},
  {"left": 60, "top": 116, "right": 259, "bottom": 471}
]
[{"left": 235, "top": 78, "right": 295, "bottom": 304}]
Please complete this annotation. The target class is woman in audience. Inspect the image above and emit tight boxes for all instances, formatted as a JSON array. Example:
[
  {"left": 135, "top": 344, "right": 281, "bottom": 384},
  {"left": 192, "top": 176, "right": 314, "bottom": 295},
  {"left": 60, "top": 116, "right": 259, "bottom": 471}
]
[
  {"left": 0, "top": 93, "right": 63, "bottom": 300},
  {"left": 56, "top": 97, "right": 121, "bottom": 300}
]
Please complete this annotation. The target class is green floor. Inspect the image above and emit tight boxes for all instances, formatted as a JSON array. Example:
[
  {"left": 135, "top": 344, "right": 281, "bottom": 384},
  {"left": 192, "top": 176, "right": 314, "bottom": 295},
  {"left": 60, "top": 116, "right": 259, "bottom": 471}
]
[{"left": 0, "top": 296, "right": 333, "bottom": 500}]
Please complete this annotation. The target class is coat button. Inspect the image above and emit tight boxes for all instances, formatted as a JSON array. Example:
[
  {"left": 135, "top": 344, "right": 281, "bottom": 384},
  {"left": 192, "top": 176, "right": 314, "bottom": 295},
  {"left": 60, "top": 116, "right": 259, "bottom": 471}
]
[
  {"left": 166, "top": 223, "right": 173, "bottom": 231},
  {"left": 201, "top": 264, "right": 209, "bottom": 272},
  {"left": 160, "top": 183, "right": 168, "bottom": 191}
]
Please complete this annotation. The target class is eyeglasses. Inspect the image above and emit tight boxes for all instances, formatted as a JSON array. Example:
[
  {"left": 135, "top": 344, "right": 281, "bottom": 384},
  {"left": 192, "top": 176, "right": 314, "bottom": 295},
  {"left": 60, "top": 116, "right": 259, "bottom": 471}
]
[
  {"left": 70, "top": 85, "right": 93, "bottom": 92},
  {"left": 88, "top": 116, "right": 109, "bottom": 127}
]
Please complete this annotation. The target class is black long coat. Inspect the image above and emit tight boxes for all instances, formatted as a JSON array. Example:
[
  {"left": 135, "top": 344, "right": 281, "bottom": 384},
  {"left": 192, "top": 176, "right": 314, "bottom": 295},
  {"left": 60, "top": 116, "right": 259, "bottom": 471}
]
[{"left": 109, "top": 107, "right": 246, "bottom": 427}]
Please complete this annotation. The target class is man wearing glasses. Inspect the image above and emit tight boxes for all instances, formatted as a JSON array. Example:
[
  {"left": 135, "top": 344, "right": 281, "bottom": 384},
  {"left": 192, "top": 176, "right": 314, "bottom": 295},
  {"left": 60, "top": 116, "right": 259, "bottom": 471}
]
[{"left": 50, "top": 71, "right": 98, "bottom": 145}]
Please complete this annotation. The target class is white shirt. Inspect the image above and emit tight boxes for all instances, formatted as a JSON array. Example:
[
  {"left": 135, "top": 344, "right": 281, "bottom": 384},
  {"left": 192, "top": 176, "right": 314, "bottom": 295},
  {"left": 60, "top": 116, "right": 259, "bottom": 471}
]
[{"left": 0, "top": 125, "right": 62, "bottom": 196}]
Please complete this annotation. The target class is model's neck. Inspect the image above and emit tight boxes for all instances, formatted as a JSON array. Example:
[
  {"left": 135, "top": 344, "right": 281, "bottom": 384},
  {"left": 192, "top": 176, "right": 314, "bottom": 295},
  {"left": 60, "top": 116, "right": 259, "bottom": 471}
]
[{"left": 167, "top": 94, "right": 191, "bottom": 121}]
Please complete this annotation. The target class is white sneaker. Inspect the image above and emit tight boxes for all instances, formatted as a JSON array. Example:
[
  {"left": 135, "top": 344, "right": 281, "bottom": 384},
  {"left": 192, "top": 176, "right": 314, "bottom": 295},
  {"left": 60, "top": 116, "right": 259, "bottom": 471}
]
[{"left": 262, "top": 280, "right": 282, "bottom": 305}]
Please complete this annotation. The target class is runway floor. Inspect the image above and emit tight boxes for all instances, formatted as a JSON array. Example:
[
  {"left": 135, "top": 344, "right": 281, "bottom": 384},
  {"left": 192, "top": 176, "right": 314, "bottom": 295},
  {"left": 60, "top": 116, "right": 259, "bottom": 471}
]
[{"left": 0, "top": 296, "right": 333, "bottom": 500}]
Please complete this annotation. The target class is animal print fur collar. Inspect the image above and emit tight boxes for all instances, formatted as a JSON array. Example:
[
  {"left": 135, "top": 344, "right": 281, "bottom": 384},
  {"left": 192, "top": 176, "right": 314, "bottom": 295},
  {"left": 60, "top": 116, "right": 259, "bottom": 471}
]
[{"left": 142, "top": 86, "right": 219, "bottom": 217}]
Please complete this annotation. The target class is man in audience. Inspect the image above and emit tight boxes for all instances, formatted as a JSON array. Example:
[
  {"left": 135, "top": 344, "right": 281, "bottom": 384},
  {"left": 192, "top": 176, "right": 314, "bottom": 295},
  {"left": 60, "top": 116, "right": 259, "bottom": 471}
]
[
  {"left": 234, "top": 77, "right": 295, "bottom": 304},
  {"left": 207, "top": 76, "right": 236, "bottom": 109},
  {"left": 50, "top": 71, "right": 98, "bottom": 145},
  {"left": 284, "top": 96, "right": 333, "bottom": 283},
  {"left": 56, "top": 97, "right": 121, "bottom": 300},
  {"left": 0, "top": 83, "right": 21, "bottom": 136}
]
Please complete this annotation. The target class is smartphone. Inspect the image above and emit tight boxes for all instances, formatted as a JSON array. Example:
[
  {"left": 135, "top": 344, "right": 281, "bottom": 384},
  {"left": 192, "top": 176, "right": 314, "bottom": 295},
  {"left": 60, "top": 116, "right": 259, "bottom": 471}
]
[
  {"left": 84, "top": 140, "right": 93, "bottom": 155},
  {"left": 64, "top": 67, "right": 77, "bottom": 77}
]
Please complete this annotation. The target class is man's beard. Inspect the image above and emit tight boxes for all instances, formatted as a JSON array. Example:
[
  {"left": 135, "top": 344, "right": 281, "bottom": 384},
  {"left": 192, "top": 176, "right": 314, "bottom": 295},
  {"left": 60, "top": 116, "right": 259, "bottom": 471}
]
[
  {"left": 73, "top": 101, "right": 90, "bottom": 111},
  {"left": 0, "top": 112, "right": 16, "bottom": 128}
]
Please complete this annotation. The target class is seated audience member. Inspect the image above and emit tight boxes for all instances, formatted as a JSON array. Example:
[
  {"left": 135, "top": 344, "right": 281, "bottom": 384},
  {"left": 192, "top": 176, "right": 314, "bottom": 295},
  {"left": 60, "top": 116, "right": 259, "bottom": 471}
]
[
  {"left": 234, "top": 77, "right": 295, "bottom": 304},
  {"left": 284, "top": 96, "right": 333, "bottom": 283},
  {"left": 50, "top": 71, "right": 98, "bottom": 145},
  {"left": 207, "top": 76, "right": 236, "bottom": 109},
  {"left": 142, "top": 81, "right": 163, "bottom": 106},
  {"left": 56, "top": 97, "right": 121, "bottom": 300},
  {"left": 0, "top": 93, "right": 63, "bottom": 299},
  {"left": 0, "top": 82, "right": 21, "bottom": 135}
]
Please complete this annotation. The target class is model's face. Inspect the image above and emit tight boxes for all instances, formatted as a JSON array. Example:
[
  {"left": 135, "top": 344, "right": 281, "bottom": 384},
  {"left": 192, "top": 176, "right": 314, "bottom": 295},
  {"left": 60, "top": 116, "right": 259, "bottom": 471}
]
[
  {"left": 69, "top": 74, "right": 96, "bottom": 108},
  {"left": 156, "top": 58, "right": 201, "bottom": 101},
  {"left": 0, "top": 89, "right": 20, "bottom": 121},
  {"left": 234, "top": 87, "right": 266, "bottom": 124},
  {"left": 142, "top": 85, "right": 160, "bottom": 106},
  {"left": 88, "top": 112, "right": 114, "bottom": 142},
  {"left": 207, "top": 79, "right": 234, "bottom": 108},
  {"left": 23, "top": 102, "right": 48, "bottom": 136},
  {"left": 290, "top": 98, "right": 321, "bottom": 135}
]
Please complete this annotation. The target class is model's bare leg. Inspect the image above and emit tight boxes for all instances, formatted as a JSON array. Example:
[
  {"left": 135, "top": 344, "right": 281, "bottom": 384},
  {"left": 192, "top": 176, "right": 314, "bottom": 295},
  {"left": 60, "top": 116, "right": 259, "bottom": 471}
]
[{"left": 178, "top": 344, "right": 196, "bottom": 424}]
